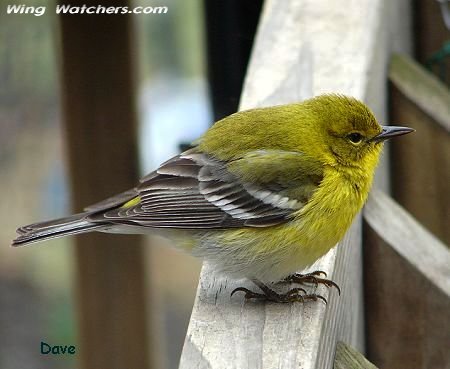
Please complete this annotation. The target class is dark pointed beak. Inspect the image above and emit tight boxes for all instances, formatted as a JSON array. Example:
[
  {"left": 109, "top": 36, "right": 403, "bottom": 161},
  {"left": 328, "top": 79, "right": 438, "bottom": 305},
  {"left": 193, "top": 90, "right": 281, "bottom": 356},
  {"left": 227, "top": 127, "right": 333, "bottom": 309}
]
[{"left": 370, "top": 125, "right": 415, "bottom": 142}]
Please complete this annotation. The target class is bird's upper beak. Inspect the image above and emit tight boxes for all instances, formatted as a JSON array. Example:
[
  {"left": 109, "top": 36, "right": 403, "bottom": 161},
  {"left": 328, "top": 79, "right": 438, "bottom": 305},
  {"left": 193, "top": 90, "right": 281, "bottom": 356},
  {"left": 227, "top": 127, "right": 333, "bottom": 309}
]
[{"left": 370, "top": 125, "right": 415, "bottom": 142}]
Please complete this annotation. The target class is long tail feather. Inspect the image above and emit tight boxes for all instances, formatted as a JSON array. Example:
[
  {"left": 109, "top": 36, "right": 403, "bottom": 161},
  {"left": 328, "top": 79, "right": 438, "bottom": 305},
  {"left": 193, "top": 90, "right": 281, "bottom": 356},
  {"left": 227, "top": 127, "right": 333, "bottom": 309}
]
[{"left": 12, "top": 213, "right": 105, "bottom": 247}]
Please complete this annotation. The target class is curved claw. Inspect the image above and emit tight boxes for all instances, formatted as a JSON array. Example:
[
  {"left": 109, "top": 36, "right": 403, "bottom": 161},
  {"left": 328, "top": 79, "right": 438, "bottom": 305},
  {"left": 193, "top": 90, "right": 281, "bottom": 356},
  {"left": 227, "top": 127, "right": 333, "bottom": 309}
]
[
  {"left": 285, "top": 291, "right": 328, "bottom": 304},
  {"left": 309, "top": 270, "right": 328, "bottom": 278},
  {"left": 231, "top": 287, "right": 266, "bottom": 300},
  {"left": 310, "top": 277, "right": 341, "bottom": 295},
  {"left": 313, "top": 294, "right": 328, "bottom": 305},
  {"left": 321, "top": 279, "right": 341, "bottom": 296},
  {"left": 231, "top": 287, "right": 253, "bottom": 297},
  {"left": 286, "top": 287, "right": 307, "bottom": 297},
  {"left": 231, "top": 282, "right": 326, "bottom": 304},
  {"left": 230, "top": 287, "right": 247, "bottom": 297},
  {"left": 285, "top": 271, "right": 341, "bottom": 295}
]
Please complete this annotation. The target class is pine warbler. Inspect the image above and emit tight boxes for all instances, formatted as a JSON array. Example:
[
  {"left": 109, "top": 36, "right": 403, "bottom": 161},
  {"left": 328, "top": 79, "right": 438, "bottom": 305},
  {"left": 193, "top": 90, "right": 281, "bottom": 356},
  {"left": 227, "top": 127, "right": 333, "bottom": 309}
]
[{"left": 12, "top": 94, "right": 414, "bottom": 303}]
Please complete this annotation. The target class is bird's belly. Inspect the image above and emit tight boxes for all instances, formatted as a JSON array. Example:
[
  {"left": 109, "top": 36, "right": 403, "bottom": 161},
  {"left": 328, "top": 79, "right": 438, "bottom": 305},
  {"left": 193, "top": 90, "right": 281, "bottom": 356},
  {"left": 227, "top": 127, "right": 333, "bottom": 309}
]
[{"left": 193, "top": 223, "right": 340, "bottom": 282}]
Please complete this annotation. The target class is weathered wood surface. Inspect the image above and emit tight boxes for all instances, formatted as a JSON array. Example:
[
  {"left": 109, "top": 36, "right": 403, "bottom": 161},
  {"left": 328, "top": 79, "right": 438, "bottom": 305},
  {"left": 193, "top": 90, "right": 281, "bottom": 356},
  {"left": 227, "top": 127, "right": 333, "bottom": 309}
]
[
  {"left": 364, "top": 191, "right": 450, "bottom": 369},
  {"left": 58, "top": 1, "right": 151, "bottom": 368},
  {"left": 389, "top": 55, "right": 450, "bottom": 245},
  {"left": 364, "top": 51, "right": 450, "bottom": 368},
  {"left": 365, "top": 190, "right": 450, "bottom": 297},
  {"left": 334, "top": 342, "right": 378, "bottom": 369},
  {"left": 389, "top": 54, "right": 450, "bottom": 132},
  {"left": 179, "top": 1, "right": 411, "bottom": 368}
]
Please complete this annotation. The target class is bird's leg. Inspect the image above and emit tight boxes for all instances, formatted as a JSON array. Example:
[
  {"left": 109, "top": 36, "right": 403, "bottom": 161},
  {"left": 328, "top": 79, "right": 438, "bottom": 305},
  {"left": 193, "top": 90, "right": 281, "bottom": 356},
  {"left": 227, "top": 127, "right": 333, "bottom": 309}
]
[
  {"left": 231, "top": 279, "right": 327, "bottom": 304},
  {"left": 283, "top": 270, "right": 341, "bottom": 295}
]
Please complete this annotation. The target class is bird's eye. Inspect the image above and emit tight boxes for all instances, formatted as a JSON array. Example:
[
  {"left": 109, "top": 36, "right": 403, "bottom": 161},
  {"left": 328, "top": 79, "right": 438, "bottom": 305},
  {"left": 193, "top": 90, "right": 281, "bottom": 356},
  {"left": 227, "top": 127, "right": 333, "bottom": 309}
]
[{"left": 347, "top": 132, "right": 363, "bottom": 144}]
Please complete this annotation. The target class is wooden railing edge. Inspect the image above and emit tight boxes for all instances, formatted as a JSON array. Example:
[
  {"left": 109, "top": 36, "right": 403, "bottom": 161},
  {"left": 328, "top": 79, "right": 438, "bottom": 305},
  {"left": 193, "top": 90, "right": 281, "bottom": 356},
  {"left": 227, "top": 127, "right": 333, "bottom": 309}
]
[
  {"left": 389, "top": 53, "right": 450, "bottom": 132},
  {"left": 334, "top": 341, "right": 379, "bottom": 369},
  {"left": 364, "top": 190, "right": 450, "bottom": 297}
]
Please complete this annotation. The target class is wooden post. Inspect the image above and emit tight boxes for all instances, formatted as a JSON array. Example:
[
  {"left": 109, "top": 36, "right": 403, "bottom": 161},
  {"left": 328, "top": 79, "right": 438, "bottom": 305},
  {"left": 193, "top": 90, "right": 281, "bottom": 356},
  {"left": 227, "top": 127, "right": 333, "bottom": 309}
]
[{"left": 58, "top": 1, "right": 151, "bottom": 368}]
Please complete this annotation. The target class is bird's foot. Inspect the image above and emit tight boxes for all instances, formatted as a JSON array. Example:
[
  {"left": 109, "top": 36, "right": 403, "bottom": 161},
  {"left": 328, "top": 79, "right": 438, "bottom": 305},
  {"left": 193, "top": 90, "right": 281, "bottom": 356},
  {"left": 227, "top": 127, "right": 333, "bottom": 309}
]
[
  {"left": 283, "top": 270, "right": 341, "bottom": 295},
  {"left": 231, "top": 279, "right": 327, "bottom": 304}
]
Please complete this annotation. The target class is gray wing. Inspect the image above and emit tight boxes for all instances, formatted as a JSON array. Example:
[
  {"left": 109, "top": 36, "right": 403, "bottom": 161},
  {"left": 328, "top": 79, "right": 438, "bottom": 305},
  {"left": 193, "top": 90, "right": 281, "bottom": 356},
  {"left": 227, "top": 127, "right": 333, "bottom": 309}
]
[{"left": 88, "top": 150, "right": 301, "bottom": 229}]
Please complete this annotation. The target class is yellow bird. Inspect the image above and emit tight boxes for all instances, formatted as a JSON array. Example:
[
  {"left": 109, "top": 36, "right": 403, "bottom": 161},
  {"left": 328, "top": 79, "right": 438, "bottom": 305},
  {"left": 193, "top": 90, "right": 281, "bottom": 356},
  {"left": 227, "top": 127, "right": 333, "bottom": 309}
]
[{"left": 12, "top": 94, "right": 414, "bottom": 303}]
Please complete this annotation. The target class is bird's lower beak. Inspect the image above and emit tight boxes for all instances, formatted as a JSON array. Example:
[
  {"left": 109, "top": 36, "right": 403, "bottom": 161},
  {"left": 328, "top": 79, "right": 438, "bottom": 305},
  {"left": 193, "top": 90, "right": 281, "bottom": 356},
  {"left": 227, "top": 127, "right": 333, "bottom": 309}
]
[{"left": 370, "top": 125, "right": 415, "bottom": 142}]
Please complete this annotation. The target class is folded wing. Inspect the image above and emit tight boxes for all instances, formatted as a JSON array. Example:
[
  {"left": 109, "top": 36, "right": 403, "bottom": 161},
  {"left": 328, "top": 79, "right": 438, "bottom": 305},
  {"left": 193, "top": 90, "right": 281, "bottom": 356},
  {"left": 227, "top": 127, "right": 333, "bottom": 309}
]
[{"left": 88, "top": 149, "right": 314, "bottom": 229}]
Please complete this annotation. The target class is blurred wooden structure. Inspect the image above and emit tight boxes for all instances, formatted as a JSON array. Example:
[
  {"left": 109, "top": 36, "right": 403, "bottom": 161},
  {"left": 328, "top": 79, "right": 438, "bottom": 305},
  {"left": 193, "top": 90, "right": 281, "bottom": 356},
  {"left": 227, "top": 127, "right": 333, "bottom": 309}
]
[
  {"left": 364, "top": 55, "right": 450, "bottom": 368},
  {"left": 180, "top": 1, "right": 450, "bottom": 369},
  {"left": 389, "top": 54, "right": 450, "bottom": 244},
  {"left": 363, "top": 3, "right": 450, "bottom": 365},
  {"left": 364, "top": 191, "right": 450, "bottom": 369},
  {"left": 58, "top": 0, "right": 151, "bottom": 368}
]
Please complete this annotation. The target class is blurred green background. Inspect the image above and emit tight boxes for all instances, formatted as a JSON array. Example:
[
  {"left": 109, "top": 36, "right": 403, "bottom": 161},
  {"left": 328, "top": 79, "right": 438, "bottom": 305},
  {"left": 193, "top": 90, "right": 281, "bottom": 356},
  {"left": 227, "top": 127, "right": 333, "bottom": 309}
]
[{"left": 0, "top": 0, "right": 207, "bottom": 368}]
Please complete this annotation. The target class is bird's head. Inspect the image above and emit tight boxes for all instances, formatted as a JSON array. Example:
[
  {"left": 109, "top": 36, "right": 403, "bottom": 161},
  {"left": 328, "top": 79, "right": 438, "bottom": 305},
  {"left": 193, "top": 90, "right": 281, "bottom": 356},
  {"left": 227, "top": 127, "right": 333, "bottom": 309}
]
[{"left": 302, "top": 94, "right": 414, "bottom": 170}]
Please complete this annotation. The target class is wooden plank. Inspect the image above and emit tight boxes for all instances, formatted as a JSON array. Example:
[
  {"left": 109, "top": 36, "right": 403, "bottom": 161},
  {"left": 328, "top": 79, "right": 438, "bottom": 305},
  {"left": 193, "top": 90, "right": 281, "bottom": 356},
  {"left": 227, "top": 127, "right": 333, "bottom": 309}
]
[
  {"left": 364, "top": 50, "right": 450, "bottom": 368},
  {"left": 58, "top": 1, "right": 151, "bottom": 368},
  {"left": 388, "top": 63, "right": 450, "bottom": 245},
  {"left": 365, "top": 190, "right": 450, "bottom": 297},
  {"left": 334, "top": 342, "right": 378, "bottom": 369},
  {"left": 364, "top": 191, "right": 450, "bottom": 369},
  {"left": 389, "top": 54, "right": 450, "bottom": 132},
  {"left": 179, "top": 1, "right": 411, "bottom": 368},
  {"left": 389, "top": 83, "right": 450, "bottom": 245}
]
